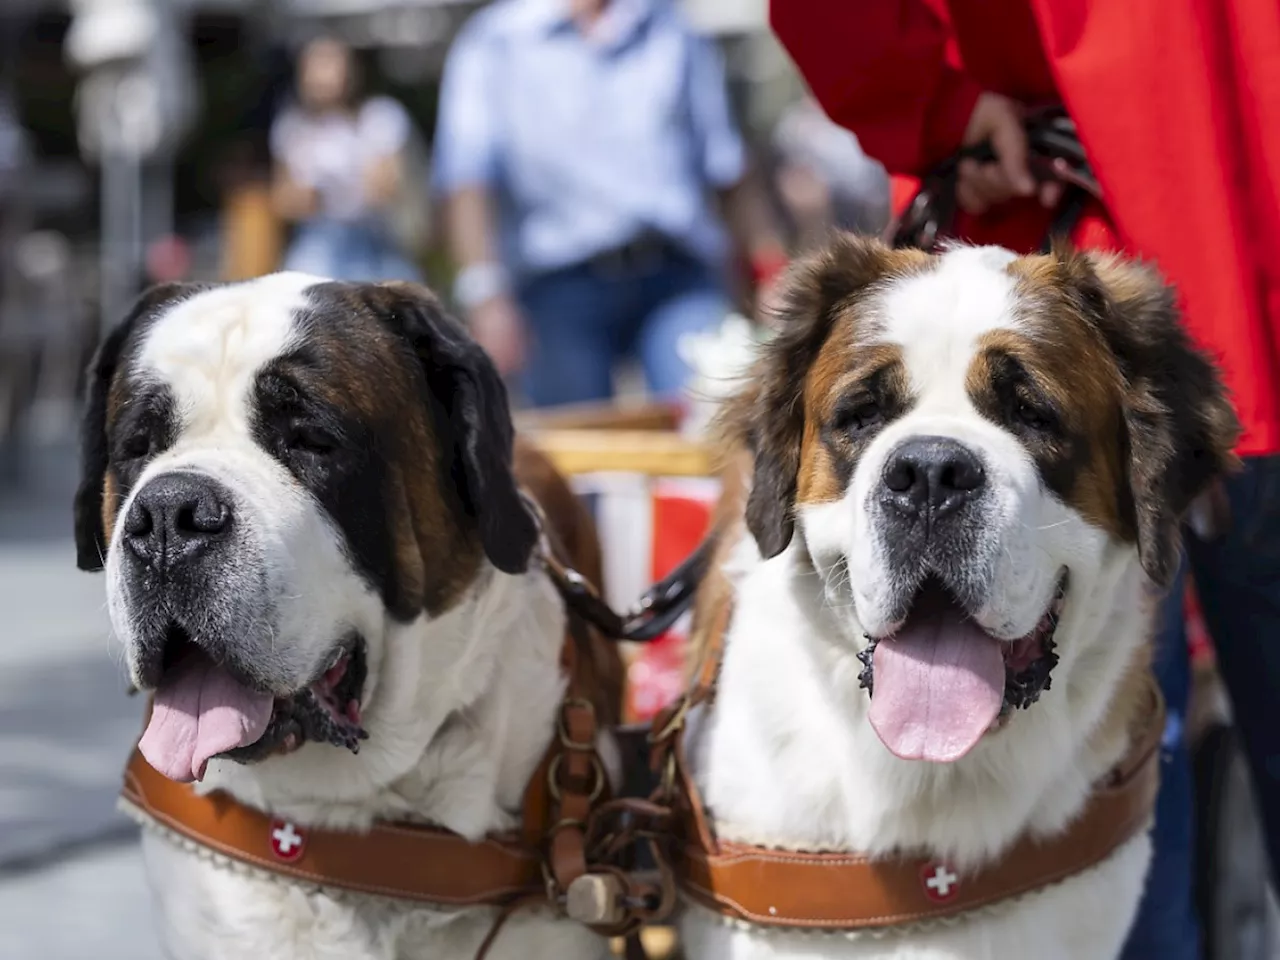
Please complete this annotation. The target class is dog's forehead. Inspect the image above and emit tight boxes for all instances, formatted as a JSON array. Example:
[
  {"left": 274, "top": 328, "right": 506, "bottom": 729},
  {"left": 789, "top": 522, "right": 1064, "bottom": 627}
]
[
  {"left": 134, "top": 273, "right": 325, "bottom": 399},
  {"left": 873, "top": 245, "right": 1023, "bottom": 392}
]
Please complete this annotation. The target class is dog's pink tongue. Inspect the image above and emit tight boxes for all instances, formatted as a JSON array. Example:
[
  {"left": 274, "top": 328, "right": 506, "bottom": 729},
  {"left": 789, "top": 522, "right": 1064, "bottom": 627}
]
[
  {"left": 868, "top": 613, "right": 1006, "bottom": 763},
  {"left": 138, "top": 654, "right": 274, "bottom": 783}
]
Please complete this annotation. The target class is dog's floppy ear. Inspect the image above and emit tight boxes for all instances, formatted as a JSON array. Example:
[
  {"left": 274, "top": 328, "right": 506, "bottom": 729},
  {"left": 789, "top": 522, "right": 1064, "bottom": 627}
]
[
  {"left": 374, "top": 282, "right": 537, "bottom": 574},
  {"left": 1064, "top": 250, "right": 1240, "bottom": 587},
  {"left": 720, "top": 235, "right": 904, "bottom": 558},
  {"left": 74, "top": 282, "right": 210, "bottom": 572}
]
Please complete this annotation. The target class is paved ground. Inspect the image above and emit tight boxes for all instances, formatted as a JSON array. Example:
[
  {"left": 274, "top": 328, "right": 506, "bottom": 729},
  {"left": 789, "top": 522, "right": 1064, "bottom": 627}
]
[
  {"left": 0, "top": 845, "right": 162, "bottom": 960},
  {"left": 0, "top": 436, "right": 163, "bottom": 959}
]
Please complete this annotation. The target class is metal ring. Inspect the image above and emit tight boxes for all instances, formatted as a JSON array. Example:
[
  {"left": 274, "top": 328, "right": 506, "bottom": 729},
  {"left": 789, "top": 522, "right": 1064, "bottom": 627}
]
[
  {"left": 558, "top": 698, "right": 598, "bottom": 751},
  {"left": 547, "top": 816, "right": 587, "bottom": 836},
  {"left": 548, "top": 753, "right": 606, "bottom": 805},
  {"left": 646, "top": 698, "right": 689, "bottom": 745}
]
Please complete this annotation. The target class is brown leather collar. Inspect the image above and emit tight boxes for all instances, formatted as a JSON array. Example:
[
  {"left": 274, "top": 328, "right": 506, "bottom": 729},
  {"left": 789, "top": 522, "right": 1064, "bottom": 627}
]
[
  {"left": 120, "top": 749, "right": 546, "bottom": 905},
  {"left": 650, "top": 599, "right": 1165, "bottom": 931}
]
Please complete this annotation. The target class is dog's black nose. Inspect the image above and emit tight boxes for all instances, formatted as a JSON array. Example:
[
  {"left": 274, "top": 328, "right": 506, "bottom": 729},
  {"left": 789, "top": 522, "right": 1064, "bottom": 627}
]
[
  {"left": 881, "top": 437, "right": 986, "bottom": 520},
  {"left": 123, "top": 473, "right": 234, "bottom": 568}
]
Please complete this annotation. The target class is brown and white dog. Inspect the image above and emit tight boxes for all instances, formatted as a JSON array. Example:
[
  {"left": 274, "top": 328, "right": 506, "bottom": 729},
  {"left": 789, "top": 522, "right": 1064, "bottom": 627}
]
[
  {"left": 73, "top": 274, "right": 620, "bottom": 960},
  {"left": 680, "top": 237, "right": 1238, "bottom": 959}
]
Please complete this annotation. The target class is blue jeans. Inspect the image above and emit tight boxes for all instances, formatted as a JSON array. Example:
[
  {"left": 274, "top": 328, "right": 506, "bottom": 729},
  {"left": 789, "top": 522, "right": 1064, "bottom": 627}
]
[
  {"left": 283, "top": 219, "right": 420, "bottom": 283},
  {"left": 515, "top": 249, "right": 727, "bottom": 408},
  {"left": 1124, "top": 454, "right": 1280, "bottom": 959}
]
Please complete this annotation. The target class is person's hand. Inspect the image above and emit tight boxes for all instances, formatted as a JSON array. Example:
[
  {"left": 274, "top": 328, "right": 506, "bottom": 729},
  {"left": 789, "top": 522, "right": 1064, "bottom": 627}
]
[
  {"left": 271, "top": 177, "right": 319, "bottom": 222},
  {"left": 957, "top": 93, "right": 1062, "bottom": 215},
  {"left": 468, "top": 295, "right": 528, "bottom": 377},
  {"left": 777, "top": 162, "right": 833, "bottom": 229}
]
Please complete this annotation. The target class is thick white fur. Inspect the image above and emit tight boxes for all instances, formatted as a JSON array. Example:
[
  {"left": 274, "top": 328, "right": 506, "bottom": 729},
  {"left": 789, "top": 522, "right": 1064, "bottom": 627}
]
[
  {"left": 103, "top": 275, "right": 608, "bottom": 959},
  {"left": 681, "top": 247, "right": 1155, "bottom": 959}
]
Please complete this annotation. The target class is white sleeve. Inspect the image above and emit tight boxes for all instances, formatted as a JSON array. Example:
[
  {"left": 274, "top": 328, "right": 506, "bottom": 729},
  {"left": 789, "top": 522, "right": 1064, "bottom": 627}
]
[{"left": 359, "top": 97, "right": 411, "bottom": 157}]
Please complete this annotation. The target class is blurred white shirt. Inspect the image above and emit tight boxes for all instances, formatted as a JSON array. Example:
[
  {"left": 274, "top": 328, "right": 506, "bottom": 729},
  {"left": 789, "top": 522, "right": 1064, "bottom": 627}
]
[{"left": 270, "top": 96, "right": 409, "bottom": 223}]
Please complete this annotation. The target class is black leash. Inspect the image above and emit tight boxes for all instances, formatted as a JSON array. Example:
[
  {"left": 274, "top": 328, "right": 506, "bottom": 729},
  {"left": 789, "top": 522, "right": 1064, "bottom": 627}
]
[
  {"left": 543, "top": 534, "right": 715, "bottom": 643},
  {"left": 522, "top": 489, "right": 713, "bottom": 643},
  {"left": 889, "top": 106, "right": 1101, "bottom": 253}
]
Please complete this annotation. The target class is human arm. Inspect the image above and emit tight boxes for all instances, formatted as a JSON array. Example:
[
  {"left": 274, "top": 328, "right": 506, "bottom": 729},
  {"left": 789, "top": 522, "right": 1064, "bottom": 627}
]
[
  {"left": 442, "top": 186, "right": 526, "bottom": 376},
  {"left": 360, "top": 97, "right": 412, "bottom": 210},
  {"left": 268, "top": 112, "right": 319, "bottom": 222},
  {"left": 684, "top": 33, "right": 788, "bottom": 314},
  {"left": 432, "top": 22, "right": 526, "bottom": 375},
  {"left": 269, "top": 162, "right": 319, "bottom": 222},
  {"left": 718, "top": 169, "right": 789, "bottom": 297}
]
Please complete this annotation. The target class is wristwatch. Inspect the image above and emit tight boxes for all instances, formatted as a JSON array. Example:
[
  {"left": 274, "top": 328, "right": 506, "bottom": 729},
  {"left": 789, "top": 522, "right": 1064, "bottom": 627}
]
[{"left": 452, "top": 261, "right": 510, "bottom": 310}]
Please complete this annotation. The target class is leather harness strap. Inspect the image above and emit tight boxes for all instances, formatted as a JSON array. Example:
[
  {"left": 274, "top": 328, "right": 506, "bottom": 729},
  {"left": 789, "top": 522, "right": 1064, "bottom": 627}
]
[
  {"left": 121, "top": 751, "right": 545, "bottom": 906},
  {"left": 650, "top": 599, "right": 1166, "bottom": 931}
]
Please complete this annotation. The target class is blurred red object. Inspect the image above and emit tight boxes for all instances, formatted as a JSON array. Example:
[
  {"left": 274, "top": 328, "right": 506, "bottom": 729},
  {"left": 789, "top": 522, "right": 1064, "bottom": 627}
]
[
  {"left": 625, "top": 484, "right": 716, "bottom": 722},
  {"left": 146, "top": 235, "right": 192, "bottom": 283},
  {"left": 1185, "top": 578, "right": 1214, "bottom": 667}
]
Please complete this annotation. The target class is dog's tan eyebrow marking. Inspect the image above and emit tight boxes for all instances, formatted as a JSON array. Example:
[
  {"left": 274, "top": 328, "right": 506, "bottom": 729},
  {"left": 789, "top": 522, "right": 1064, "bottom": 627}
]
[{"left": 808, "top": 344, "right": 905, "bottom": 420}]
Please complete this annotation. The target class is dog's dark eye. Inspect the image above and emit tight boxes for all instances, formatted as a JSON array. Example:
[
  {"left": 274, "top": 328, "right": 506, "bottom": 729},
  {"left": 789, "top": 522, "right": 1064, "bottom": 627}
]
[
  {"left": 287, "top": 423, "right": 337, "bottom": 455},
  {"left": 120, "top": 433, "right": 152, "bottom": 460},
  {"left": 840, "top": 400, "right": 882, "bottom": 434},
  {"left": 1016, "top": 398, "right": 1053, "bottom": 432}
]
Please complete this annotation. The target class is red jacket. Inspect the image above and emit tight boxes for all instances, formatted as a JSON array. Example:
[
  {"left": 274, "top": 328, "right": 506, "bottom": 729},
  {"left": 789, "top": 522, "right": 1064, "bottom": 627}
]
[{"left": 772, "top": 0, "right": 1280, "bottom": 456}]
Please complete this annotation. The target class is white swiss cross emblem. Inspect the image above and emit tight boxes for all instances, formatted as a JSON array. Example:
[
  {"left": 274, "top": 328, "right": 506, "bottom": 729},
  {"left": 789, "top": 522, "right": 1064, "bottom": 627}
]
[
  {"left": 270, "top": 820, "right": 306, "bottom": 862},
  {"left": 921, "top": 862, "right": 959, "bottom": 902}
]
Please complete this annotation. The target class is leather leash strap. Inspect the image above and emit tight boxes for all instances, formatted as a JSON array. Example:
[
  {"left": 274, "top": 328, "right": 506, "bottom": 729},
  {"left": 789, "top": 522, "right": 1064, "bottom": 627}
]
[{"left": 650, "top": 601, "right": 1165, "bottom": 930}]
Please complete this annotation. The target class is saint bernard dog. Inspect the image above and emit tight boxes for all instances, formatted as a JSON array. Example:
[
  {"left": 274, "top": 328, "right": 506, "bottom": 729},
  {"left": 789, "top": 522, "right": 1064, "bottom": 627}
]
[
  {"left": 73, "top": 274, "right": 621, "bottom": 960},
  {"left": 680, "top": 237, "right": 1239, "bottom": 959}
]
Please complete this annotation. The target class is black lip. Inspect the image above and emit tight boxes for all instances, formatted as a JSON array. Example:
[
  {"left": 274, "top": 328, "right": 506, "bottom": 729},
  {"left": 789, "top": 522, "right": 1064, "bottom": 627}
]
[
  {"left": 224, "top": 635, "right": 370, "bottom": 764},
  {"left": 1001, "top": 638, "right": 1059, "bottom": 712},
  {"left": 138, "top": 620, "right": 274, "bottom": 694}
]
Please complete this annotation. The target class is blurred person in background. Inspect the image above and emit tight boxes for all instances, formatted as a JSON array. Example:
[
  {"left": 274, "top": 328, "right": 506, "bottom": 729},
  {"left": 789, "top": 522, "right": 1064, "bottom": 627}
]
[
  {"left": 433, "top": 0, "right": 787, "bottom": 408},
  {"left": 772, "top": 2, "right": 1280, "bottom": 958},
  {"left": 0, "top": 84, "right": 31, "bottom": 476},
  {"left": 771, "top": 95, "right": 891, "bottom": 248},
  {"left": 270, "top": 36, "right": 420, "bottom": 283}
]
